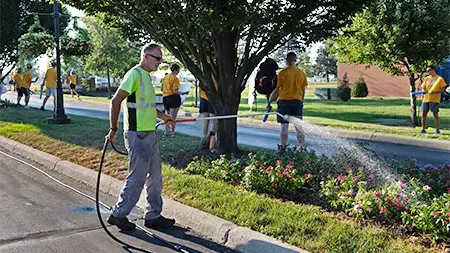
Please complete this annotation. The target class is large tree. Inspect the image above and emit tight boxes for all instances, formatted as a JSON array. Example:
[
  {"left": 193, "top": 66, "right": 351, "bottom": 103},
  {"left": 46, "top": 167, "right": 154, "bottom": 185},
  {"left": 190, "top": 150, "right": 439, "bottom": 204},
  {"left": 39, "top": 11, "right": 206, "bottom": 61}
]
[
  {"left": 83, "top": 15, "right": 139, "bottom": 96},
  {"left": 333, "top": 0, "right": 450, "bottom": 126},
  {"left": 67, "top": 0, "right": 369, "bottom": 153},
  {"left": 314, "top": 43, "right": 337, "bottom": 82}
]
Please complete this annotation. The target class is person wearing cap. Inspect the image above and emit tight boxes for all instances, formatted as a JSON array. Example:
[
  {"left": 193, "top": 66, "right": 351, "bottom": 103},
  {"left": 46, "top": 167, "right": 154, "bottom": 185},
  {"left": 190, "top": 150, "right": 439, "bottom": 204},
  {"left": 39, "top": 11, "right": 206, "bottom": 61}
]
[{"left": 268, "top": 52, "right": 309, "bottom": 149}]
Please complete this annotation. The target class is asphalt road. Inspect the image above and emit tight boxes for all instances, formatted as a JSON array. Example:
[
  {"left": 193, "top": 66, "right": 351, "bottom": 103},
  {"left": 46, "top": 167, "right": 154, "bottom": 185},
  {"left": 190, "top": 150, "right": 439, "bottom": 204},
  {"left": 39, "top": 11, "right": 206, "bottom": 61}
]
[
  {"left": 2, "top": 92, "right": 449, "bottom": 166},
  {"left": 0, "top": 148, "right": 234, "bottom": 253}
]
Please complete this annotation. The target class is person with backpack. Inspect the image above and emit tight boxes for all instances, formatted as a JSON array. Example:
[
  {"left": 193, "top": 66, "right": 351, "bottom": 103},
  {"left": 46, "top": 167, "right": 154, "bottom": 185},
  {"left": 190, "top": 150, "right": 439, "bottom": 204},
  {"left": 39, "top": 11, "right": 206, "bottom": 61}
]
[{"left": 268, "top": 52, "right": 308, "bottom": 149}]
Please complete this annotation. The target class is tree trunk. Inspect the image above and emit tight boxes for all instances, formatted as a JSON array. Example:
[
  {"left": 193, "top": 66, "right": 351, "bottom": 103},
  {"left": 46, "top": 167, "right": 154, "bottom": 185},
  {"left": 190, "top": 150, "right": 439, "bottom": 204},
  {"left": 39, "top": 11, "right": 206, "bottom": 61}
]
[
  {"left": 215, "top": 100, "right": 240, "bottom": 154},
  {"left": 211, "top": 31, "right": 240, "bottom": 154},
  {"left": 409, "top": 74, "right": 419, "bottom": 126}
]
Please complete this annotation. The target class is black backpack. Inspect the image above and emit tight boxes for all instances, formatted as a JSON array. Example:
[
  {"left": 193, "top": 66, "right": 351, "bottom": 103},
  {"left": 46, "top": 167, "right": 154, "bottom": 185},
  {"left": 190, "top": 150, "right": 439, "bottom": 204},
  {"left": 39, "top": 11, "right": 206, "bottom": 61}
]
[{"left": 255, "top": 58, "right": 279, "bottom": 95}]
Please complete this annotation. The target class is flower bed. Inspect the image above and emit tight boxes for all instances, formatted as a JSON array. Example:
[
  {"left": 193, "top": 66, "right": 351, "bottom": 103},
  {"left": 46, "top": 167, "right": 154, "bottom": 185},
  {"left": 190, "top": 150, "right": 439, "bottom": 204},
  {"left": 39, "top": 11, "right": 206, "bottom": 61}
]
[{"left": 184, "top": 147, "right": 450, "bottom": 242}]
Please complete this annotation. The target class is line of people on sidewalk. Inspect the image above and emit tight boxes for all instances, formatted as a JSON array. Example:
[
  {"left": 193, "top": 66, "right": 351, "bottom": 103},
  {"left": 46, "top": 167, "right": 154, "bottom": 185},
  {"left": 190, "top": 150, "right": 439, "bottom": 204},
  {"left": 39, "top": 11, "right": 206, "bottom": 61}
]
[{"left": 1, "top": 62, "right": 81, "bottom": 110}]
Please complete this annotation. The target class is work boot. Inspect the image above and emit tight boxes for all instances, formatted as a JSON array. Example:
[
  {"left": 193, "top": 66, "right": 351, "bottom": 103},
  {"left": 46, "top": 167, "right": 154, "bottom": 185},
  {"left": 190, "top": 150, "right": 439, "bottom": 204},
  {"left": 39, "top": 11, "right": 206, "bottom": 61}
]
[
  {"left": 144, "top": 216, "right": 175, "bottom": 228},
  {"left": 107, "top": 214, "right": 136, "bottom": 230}
]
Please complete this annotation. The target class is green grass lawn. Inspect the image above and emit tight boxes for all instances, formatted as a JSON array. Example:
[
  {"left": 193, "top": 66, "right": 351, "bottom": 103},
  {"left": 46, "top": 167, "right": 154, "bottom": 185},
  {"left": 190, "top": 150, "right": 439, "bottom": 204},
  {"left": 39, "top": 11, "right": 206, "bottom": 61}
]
[{"left": 0, "top": 106, "right": 442, "bottom": 252}]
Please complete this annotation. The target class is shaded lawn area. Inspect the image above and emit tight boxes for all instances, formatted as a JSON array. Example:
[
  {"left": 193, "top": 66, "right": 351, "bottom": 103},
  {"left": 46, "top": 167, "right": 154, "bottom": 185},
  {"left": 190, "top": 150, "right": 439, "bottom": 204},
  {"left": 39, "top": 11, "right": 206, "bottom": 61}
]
[{"left": 0, "top": 107, "right": 445, "bottom": 252}]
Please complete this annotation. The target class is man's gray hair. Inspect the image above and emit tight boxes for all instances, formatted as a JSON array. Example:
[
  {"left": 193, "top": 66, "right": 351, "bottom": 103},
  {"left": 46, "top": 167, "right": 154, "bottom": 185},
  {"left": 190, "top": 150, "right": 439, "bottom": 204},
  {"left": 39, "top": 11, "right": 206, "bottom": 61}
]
[{"left": 141, "top": 43, "right": 162, "bottom": 56}]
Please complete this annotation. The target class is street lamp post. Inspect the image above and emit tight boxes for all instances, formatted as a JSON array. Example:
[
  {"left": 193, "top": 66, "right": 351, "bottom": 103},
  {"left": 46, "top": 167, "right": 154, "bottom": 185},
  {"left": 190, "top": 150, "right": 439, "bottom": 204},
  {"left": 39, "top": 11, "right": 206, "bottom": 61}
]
[{"left": 47, "top": 0, "right": 70, "bottom": 124}]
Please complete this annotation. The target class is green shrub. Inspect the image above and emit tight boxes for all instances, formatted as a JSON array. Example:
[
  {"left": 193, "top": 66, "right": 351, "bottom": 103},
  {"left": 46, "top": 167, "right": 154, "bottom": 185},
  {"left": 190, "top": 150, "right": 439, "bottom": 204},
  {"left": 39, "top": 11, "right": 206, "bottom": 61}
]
[
  {"left": 338, "top": 72, "right": 351, "bottom": 102},
  {"left": 352, "top": 76, "right": 369, "bottom": 97}
]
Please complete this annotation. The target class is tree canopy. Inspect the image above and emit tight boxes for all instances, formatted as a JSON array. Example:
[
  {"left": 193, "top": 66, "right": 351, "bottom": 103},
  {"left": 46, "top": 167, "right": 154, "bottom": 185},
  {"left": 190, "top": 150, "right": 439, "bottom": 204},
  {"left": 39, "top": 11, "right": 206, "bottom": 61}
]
[
  {"left": 83, "top": 15, "right": 139, "bottom": 79},
  {"left": 314, "top": 43, "right": 337, "bottom": 82},
  {"left": 67, "top": 0, "right": 369, "bottom": 153}
]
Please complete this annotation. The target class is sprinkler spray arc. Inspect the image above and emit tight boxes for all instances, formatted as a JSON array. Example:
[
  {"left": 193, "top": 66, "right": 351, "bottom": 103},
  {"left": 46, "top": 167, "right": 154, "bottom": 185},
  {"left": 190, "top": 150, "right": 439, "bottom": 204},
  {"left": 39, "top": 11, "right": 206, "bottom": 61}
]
[{"left": 97, "top": 111, "right": 289, "bottom": 252}]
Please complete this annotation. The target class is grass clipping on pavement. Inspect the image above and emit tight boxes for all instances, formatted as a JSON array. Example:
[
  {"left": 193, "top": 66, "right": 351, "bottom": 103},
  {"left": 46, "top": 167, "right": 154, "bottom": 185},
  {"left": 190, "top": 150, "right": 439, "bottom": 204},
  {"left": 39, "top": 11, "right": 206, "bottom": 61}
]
[{"left": 0, "top": 107, "right": 441, "bottom": 252}]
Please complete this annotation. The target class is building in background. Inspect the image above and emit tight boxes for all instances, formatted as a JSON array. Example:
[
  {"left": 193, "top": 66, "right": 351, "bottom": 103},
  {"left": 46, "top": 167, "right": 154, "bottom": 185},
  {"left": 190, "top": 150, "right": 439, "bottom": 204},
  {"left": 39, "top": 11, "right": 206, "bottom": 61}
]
[{"left": 337, "top": 57, "right": 450, "bottom": 97}]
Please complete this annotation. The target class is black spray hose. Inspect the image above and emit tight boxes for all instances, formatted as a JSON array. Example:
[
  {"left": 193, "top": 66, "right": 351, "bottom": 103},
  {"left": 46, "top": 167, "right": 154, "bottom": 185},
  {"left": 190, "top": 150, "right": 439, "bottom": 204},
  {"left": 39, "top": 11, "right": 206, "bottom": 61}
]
[{"left": 97, "top": 131, "right": 190, "bottom": 253}]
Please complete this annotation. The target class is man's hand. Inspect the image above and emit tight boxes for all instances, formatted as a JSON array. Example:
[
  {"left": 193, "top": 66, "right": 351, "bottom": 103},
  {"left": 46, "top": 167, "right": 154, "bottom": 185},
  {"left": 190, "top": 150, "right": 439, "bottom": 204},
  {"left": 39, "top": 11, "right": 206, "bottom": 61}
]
[{"left": 106, "top": 129, "right": 118, "bottom": 142}]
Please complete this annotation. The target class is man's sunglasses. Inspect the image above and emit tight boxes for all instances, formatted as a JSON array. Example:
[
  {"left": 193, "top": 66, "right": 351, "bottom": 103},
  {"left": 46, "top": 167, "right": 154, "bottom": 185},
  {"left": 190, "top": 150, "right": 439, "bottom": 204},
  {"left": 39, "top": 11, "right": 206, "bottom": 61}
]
[{"left": 146, "top": 53, "right": 163, "bottom": 61}]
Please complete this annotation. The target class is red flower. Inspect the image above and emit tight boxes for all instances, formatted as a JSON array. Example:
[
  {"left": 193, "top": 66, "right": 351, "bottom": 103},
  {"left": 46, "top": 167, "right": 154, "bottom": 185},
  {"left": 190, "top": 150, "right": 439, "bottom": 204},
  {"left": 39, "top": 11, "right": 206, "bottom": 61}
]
[
  {"left": 374, "top": 192, "right": 381, "bottom": 198},
  {"left": 433, "top": 211, "right": 442, "bottom": 217},
  {"left": 396, "top": 204, "right": 403, "bottom": 211},
  {"left": 380, "top": 207, "right": 387, "bottom": 213},
  {"left": 386, "top": 199, "right": 393, "bottom": 205}
]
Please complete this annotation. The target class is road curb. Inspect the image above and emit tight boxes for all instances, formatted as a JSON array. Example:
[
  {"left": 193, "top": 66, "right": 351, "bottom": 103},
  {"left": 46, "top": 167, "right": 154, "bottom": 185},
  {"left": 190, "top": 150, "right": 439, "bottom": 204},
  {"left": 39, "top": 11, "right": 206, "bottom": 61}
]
[{"left": 0, "top": 136, "right": 307, "bottom": 253}]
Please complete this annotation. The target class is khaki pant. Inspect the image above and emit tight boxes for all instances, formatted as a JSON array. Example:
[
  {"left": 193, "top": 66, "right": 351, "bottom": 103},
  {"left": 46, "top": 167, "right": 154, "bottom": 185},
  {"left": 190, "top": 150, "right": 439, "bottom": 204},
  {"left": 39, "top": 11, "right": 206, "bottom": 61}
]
[{"left": 112, "top": 131, "right": 163, "bottom": 220}]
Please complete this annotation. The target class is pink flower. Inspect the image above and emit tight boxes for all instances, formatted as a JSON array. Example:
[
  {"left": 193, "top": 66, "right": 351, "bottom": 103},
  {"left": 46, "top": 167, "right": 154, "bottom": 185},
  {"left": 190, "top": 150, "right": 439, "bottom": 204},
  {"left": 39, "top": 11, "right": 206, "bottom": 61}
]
[
  {"left": 386, "top": 199, "right": 393, "bottom": 205},
  {"left": 380, "top": 207, "right": 387, "bottom": 213},
  {"left": 423, "top": 185, "right": 432, "bottom": 191},
  {"left": 398, "top": 181, "right": 406, "bottom": 188},
  {"left": 374, "top": 192, "right": 381, "bottom": 198},
  {"left": 433, "top": 211, "right": 441, "bottom": 217},
  {"left": 305, "top": 160, "right": 311, "bottom": 166},
  {"left": 352, "top": 176, "right": 358, "bottom": 181},
  {"left": 411, "top": 191, "right": 416, "bottom": 196},
  {"left": 446, "top": 212, "right": 450, "bottom": 217},
  {"left": 279, "top": 198, "right": 283, "bottom": 202},
  {"left": 337, "top": 174, "right": 347, "bottom": 181},
  {"left": 305, "top": 173, "right": 312, "bottom": 180},
  {"left": 266, "top": 166, "right": 273, "bottom": 172},
  {"left": 396, "top": 204, "right": 403, "bottom": 210}
]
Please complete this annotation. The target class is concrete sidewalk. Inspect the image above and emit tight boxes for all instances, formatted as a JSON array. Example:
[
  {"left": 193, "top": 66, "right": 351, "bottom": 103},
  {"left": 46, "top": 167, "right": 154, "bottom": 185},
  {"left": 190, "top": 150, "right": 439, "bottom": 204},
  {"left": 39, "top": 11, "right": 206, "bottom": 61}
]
[{"left": 0, "top": 136, "right": 307, "bottom": 253}]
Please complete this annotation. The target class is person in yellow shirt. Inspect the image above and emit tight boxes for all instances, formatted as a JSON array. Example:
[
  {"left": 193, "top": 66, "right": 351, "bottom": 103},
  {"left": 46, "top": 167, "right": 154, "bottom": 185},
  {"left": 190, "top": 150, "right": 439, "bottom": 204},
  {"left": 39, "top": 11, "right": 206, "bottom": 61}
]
[
  {"left": 420, "top": 65, "right": 448, "bottom": 134},
  {"left": 268, "top": 52, "right": 308, "bottom": 149},
  {"left": 161, "top": 64, "right": 188, "bottom": 137},
  {"left": 21, "top": 66, "right": 38, "bottom": 108},
  {"left": 40, "top": 62, "right": 57, "bottom": 111},
  {"left": 67, "top": 70, "right": 81, "bottom": 100},
  {"left": 199, "top": 77, "right": 219, "bottom": 149},
  {"left": 13, "top": 68, "right": 27, "bottom": 106}
]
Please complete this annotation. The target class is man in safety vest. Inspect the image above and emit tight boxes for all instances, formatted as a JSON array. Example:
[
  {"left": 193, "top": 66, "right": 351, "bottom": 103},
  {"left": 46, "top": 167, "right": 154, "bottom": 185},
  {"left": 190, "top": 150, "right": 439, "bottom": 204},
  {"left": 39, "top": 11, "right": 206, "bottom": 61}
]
[{"left": 106, "top": 43, "right": 176, "bottom": 230}]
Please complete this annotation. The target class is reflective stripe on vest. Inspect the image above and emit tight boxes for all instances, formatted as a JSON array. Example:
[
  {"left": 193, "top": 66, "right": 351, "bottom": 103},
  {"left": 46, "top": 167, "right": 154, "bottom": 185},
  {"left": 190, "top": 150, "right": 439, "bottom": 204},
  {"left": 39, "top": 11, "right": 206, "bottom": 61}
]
[
  {"left": 126, "top": 102, "right": 156, "bottom": 108},
  {"left": 126, "top": 66, "right": 155, "bottom": 109}
]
